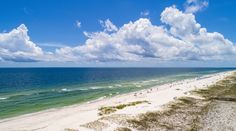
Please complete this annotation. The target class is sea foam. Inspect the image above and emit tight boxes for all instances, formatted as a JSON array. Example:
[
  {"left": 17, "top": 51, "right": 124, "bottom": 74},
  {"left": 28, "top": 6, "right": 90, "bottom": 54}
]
[{"left": 0, "top": 97, "right": 7, "bottom": 100}]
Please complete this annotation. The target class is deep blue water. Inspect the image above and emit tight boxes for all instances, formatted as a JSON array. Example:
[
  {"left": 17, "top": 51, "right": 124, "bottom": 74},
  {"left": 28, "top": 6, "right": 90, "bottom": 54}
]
[{"left": 0, "top": 68, "right": 234, "bottom": 118}]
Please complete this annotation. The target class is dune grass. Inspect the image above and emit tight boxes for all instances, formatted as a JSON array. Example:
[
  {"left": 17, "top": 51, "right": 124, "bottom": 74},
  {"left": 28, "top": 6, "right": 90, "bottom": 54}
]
[
  {"left": 114, "top": 127, "right": 132, "bottom": 131},
  {"left": 64, "top": 128, "right": 78, "bottom": 131},
  {"left": 193, "top": 73, "right": 236, "bottom": 100},
  {"left": 98, "top": 100, "right": 149, "bottom": 116}
]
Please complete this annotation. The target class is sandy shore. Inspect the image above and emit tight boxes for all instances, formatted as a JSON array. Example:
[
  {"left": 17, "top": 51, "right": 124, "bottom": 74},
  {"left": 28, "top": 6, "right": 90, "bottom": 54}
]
[{"left": 0, "top": 71, "right": 234, "bottom": 131}]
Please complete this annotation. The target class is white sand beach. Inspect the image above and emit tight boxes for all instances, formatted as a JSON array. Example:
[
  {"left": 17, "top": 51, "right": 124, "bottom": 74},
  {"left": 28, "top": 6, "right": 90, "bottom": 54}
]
[{"left": 0, "top": 71, "right": 234, "bottom": 131}]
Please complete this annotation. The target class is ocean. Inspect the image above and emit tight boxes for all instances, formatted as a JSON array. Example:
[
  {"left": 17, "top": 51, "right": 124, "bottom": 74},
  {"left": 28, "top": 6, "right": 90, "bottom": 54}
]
[{"left": 0, "top": 68, "right": 234, "bottom": 119}]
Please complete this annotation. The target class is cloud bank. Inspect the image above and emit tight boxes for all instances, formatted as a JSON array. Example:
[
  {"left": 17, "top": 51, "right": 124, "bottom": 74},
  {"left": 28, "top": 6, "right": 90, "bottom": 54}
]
[{"left": 0, "top": 5, "right": 236, "bottom": 63}]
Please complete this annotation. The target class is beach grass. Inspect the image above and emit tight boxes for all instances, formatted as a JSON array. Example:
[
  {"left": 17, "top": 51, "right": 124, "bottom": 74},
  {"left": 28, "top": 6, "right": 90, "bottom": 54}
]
[
  {"left": 98, "top": 100, "right": 148, "bottom": 116},
  {"left": 64, "top": 128, "right": 78, "bottom": 131},
  {"left": 114, "top": 127, "right": 132, "bottom": 131}
]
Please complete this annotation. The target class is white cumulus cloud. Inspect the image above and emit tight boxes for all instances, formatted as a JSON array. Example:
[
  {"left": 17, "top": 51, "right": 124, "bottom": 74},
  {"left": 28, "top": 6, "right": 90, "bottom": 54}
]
[
  {"left": 56, "top": 6, "right": 236, "bottom": 62},
  {"left": 185, "top": 0, "right": 209, "bottom": 13},
  {"left": 161, "top": 6, "right": 236, "bottom": 60},
  {"left": 99, "top": 19, "right": 118, "bottom": 32},
  {"left": 0, "top": 24, "right": 45, "bottom": 62},
  {"left": 0, "top": 24, "right": 55, "bottom": 62}
]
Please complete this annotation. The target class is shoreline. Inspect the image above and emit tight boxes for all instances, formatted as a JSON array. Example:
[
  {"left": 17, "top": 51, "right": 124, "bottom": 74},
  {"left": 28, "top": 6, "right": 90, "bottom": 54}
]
[{"left": 0, "top": 70, "right": 234, "bottom": 131}]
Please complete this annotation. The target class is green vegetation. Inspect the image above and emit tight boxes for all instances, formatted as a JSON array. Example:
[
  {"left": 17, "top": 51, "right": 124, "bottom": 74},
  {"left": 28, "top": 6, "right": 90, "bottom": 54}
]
[
  {"left": 64, "top": 128, "right": 78, "bottom": 131},
  {"left": 114, "top": 127, "right": 132, "bottom": 131},
  {"left": 194, "top": 73, "right": 236, "bottom": 100},
  {"left": 98, "top": 101, "right": 149, "bottom": 116},
  {"left": 126, "top": 96, "right": 207, "bottom": 130},
  {"left": 82, "top": 120, "right": 108, "bottom": 131}
]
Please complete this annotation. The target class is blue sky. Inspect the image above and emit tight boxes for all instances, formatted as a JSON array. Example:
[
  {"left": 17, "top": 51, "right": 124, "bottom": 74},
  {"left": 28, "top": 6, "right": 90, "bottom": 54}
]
[{"left": 0, "top": 0, "right": 236, "bottom": 67}]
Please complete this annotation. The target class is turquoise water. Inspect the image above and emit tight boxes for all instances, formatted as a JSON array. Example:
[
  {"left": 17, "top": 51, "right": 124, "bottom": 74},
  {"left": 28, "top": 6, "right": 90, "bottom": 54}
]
[{"left": 0, "top": 68, "right": 234, "bottom": 119}]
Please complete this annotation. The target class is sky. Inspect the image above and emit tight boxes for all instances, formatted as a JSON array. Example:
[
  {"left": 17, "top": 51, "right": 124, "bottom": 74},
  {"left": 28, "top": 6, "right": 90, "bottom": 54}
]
[{"left": 0, "top": 0, "right": 236, "bottom": 67}]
